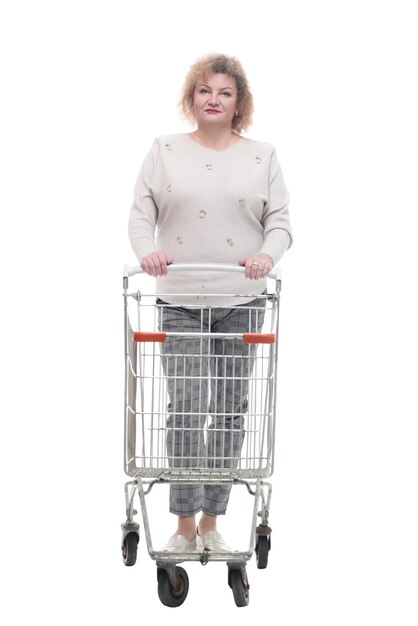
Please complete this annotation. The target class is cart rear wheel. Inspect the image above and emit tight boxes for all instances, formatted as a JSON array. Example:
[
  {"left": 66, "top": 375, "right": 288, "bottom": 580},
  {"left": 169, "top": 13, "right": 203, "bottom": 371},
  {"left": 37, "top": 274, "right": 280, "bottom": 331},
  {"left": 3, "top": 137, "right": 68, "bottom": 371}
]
[
  {"left": 157, "top": 566, "right": 189, "bottom": 607},
  {"left": 229, "top": 568, "right": 250, "bottom": 607},
  {"left": 255, "top": 535, "right": 270, "bottom": 569},
  {"left": 122, "top": 532, "right": 139, "bottom": 566}
]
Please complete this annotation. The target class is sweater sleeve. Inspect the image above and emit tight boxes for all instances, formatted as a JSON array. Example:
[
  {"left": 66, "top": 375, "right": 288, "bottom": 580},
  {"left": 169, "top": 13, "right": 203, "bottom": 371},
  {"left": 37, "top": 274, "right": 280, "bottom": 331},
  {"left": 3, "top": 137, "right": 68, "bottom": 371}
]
[
  {"left": 258, "top": 149, "right": 293, "bottom": 265},
  {"left": 128, "top": 139, "right": 160, "bottom": 262}
]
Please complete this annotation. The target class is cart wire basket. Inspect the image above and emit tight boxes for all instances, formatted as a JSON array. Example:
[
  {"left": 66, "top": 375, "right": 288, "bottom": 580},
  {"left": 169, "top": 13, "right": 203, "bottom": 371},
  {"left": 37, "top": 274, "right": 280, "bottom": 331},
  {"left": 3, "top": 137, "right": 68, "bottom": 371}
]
[{"left": 121, "top": 263, "right": 282, "bottom": 607}]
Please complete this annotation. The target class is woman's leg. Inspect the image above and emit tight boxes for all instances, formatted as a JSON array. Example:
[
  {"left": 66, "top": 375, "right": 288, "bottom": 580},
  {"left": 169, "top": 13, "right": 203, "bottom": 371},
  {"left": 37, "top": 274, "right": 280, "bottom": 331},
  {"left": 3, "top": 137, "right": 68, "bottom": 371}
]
[
  {"left": 159, "top": 303, "right": 209, "bottom": 518},
  {"left": 202, "top": 296, "right": 266, "bottom": 516},
  {"left": 175, "top": 514, "right": 197, "bottom": 541}
]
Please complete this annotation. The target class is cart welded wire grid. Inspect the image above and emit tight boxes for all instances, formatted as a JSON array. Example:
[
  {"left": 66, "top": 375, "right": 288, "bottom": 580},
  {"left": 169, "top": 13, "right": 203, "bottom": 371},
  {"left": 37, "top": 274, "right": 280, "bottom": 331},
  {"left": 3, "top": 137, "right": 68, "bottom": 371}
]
[{"left": 124, "top": 286, "right": 279, "bottom": 483}]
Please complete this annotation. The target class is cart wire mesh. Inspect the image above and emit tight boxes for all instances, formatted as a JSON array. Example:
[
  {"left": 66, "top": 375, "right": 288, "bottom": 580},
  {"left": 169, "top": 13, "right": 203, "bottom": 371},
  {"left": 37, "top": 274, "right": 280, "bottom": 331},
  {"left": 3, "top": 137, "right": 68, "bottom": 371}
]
[{"left": 124, "top": 289, "right": 279, "bottom": 481}]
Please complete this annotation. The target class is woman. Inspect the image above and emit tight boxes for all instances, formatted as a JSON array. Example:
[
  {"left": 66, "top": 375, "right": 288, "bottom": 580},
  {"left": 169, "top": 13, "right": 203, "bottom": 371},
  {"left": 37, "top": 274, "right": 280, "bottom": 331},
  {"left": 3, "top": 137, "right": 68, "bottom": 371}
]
[{"left": 129, "top": 53, "right": 292, "bottom": 553}]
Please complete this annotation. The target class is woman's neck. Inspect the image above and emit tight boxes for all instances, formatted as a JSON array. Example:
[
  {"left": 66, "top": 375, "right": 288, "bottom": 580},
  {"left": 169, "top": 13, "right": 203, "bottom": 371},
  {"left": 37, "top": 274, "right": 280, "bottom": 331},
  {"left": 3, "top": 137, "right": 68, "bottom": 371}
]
[{"left": 189, "top": 127, "right": 241, "bottom": 152}]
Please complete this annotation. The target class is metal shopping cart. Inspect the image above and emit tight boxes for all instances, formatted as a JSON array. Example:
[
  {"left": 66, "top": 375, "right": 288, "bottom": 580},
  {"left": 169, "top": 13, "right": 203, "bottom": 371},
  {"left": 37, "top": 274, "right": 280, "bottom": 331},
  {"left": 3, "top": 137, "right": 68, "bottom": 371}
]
[{"left": 121, "top": 264, "right": 282, "bottom": 607}]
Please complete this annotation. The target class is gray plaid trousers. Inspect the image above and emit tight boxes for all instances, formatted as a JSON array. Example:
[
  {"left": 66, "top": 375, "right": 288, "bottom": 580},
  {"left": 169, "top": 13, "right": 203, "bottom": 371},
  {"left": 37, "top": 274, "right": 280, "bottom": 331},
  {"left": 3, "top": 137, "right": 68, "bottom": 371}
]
[{"left": 158, "top": 295, "right": 266, "bottom": 516}]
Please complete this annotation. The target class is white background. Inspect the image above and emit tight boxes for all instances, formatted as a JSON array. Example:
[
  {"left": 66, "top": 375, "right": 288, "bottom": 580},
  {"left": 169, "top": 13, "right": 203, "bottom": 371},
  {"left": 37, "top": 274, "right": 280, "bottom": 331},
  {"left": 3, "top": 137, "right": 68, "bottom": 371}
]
[{"left": 1, "top": 0, "right": 417, "bottom": 623}]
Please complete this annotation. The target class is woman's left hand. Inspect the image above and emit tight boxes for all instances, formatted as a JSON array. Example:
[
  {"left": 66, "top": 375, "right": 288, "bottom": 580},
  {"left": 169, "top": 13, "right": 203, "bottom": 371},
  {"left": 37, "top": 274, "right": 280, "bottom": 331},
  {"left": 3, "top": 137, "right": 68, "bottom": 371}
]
[{"left": 239, "top": 253, "right": 273, "bottom": 280}]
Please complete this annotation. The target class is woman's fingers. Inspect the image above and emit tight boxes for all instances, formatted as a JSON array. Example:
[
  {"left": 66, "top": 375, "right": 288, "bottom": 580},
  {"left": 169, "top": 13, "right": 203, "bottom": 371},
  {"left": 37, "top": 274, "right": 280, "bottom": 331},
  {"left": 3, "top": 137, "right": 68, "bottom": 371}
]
[
  {"left": 140, "top": 252, "right": 173, "bottom": 276},
  {"left": 240, "top": 255, "right": 272, "bottom": 280},
  {"left": 157, "top": 251, "right": 173, "bottom": 275}
]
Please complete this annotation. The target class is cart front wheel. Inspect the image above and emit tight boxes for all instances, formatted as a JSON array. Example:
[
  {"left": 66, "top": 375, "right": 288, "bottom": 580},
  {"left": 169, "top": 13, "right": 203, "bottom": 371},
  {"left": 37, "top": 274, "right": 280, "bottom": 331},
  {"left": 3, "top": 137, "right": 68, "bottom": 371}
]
[
  {"left": 157, "top": 566, "right": 189, "bottom": 607},
  {"left": 255, "top": 535, "right": 270, "bottom": 569},
  {"left": 229, "top": 568, "right": 250, "bottom": 607},
  {"left": 122, "top": 532, "right": 139, "bottom": 566}
]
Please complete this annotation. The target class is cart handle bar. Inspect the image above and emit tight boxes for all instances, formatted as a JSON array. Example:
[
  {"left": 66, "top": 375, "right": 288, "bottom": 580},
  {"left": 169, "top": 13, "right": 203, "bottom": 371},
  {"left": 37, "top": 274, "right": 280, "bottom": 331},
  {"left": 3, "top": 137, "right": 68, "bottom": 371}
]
[
  {"left": 133, "top": 331, "right": 276, "bottom": 345},
  {"left": 124, "top": 263, "right": 280, "bottom": 281}
]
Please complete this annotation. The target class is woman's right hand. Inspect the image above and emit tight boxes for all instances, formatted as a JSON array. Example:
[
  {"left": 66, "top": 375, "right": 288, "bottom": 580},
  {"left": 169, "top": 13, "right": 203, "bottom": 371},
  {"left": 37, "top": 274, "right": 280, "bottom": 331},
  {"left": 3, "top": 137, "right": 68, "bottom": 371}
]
[{"left": 140, "top": 251, "right": 173, "bottom": 277}]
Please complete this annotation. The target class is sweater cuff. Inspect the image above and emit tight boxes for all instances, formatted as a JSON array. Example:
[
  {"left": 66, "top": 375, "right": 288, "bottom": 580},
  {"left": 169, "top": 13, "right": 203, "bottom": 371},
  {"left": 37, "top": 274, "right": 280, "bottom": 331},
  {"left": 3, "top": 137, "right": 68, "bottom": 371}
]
[
  {"left": 129, "top": 237, "right": 156, "bottom": 264},
  {"left": 258, "top": 229, "right": 292, "bottom": 265}
]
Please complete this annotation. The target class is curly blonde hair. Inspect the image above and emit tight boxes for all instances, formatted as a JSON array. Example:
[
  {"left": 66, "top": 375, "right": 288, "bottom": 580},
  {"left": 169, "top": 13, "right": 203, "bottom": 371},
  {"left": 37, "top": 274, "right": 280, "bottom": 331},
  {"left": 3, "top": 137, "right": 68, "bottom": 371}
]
[{"left": 179, "top": 53, "right": 254, "bottom": 134}]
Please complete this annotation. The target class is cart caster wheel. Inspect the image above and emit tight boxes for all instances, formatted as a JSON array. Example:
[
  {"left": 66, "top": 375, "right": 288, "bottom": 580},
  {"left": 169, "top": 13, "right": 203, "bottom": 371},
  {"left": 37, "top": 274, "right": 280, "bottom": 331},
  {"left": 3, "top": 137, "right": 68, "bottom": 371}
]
[
  {"left": 122, "top": 532, "right": 139, "bottom": 566},
  {"left": 255, "top": 535, "right": 271, "bottom": 569},
  {"left": 228, "top": 568, "right": 250, "bottom": 607},
  {"left": 157, "top": 566, "right": 189, "bottom": 607}
]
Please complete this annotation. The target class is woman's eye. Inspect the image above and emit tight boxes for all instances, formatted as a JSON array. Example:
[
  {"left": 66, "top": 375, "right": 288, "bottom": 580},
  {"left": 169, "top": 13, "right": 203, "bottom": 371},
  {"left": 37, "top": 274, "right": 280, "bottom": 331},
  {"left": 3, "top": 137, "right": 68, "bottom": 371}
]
[
  {"left": 221, "top": 92, "right": 232, "bottom": 97},
  {"left": 200, "top": 88, "right": 209, "bottom": 94}
]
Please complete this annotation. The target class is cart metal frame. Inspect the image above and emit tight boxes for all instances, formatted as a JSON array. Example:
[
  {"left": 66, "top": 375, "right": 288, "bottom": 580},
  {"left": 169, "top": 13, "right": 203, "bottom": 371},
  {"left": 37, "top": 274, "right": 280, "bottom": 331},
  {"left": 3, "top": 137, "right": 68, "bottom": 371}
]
[{"left": 121, "top": 263, "right": 282, "bottom": 606}]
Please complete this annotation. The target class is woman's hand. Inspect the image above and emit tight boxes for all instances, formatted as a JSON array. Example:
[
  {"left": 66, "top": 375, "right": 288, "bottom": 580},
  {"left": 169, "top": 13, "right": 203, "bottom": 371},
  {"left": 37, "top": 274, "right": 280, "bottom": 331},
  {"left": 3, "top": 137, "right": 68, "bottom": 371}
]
[
  {"left": 140, "top": 251, "right": 173, "bottom": 276},
  {"left": 239, "top": 253, "right": 273, "bottom": 280}
]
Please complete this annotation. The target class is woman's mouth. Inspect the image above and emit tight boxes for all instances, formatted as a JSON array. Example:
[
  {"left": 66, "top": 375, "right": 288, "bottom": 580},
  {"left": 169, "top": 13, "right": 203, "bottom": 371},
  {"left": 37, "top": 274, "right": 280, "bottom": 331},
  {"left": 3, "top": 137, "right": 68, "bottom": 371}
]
[{"left": 205, "top": 109, "right": 221, "bottom": 114}]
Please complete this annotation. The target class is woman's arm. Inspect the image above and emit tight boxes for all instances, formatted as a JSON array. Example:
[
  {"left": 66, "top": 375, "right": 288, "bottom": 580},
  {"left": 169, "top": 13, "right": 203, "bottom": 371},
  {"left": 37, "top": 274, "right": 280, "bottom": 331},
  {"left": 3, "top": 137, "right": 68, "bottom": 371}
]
[
  {"left": 239, "top": 148, "right": 292, "bottom": 280},
  {"left": 257, "top": 149, "right": 293, "bottom": 264},
  {"left": 128, "top": 139, "right": 160, "bottom": 262}
]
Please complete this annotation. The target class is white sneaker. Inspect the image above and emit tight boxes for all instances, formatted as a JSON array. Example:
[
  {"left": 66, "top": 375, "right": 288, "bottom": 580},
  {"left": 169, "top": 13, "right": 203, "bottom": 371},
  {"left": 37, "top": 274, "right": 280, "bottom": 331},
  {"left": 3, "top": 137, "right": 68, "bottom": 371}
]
[
  {"left": 196, "top": 530, "right": 231, "bottom": 552},
  {"left": 161, "top": 534, "right": 197, "bottom": 552}
]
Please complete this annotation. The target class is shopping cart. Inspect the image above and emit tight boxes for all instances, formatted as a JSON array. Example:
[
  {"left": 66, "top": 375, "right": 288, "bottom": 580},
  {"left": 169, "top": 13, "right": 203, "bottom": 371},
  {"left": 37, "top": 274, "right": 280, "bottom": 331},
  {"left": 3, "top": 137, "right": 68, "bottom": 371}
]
[{"left": 121, "top": 263, "right": 282, "bottom": 607}]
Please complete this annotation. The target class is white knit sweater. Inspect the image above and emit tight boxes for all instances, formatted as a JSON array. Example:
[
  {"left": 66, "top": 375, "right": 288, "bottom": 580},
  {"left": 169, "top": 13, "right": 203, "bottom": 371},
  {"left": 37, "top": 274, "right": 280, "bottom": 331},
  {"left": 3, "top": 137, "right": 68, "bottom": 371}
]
[{"left": 129, "top": 133, "right": 292, "bottom": 305}]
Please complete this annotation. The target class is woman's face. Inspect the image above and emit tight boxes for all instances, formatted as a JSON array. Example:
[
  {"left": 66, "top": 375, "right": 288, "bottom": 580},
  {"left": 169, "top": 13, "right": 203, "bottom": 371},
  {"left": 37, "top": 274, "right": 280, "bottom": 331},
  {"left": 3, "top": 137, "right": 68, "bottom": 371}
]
[{"left": 193, "top": 72, "right": 238, "bottom": 130}]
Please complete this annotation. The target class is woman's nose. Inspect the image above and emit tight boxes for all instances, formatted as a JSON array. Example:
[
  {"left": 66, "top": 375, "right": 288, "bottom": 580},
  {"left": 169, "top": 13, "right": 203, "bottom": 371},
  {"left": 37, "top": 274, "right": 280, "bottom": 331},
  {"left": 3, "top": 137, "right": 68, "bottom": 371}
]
[{"left": 208, "top": 94, "right": 220, "bottom": 106}]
